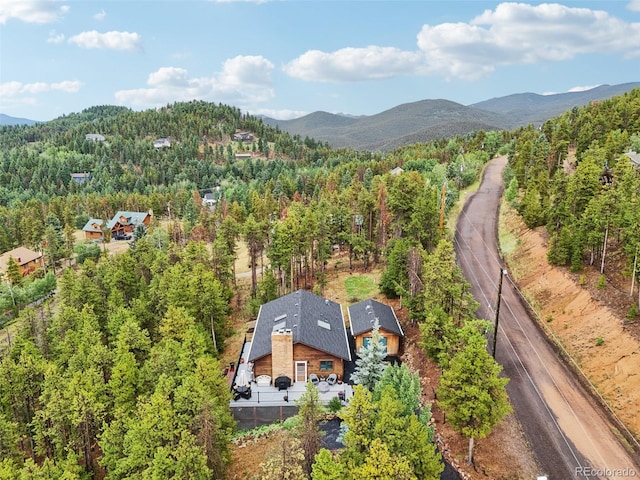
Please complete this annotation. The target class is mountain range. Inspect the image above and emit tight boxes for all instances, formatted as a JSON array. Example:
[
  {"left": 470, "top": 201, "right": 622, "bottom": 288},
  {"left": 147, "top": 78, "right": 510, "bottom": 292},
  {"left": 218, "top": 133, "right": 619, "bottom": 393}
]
[
  {"left": 262, "top": 82, "right": 640, "bottom": 151},
  {"left": 2, "top": 82, "right": 639, "bottom": 152}
]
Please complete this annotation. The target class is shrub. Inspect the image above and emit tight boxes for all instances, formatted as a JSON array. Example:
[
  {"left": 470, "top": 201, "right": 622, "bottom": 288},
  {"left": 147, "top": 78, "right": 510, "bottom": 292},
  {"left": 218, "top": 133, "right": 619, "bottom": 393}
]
[
  {"left": 327, "top": 396, "right": 343, "bottom": 414},
  {"left": 596, "top": 274, "right": 607, "bottom": 290},
  {"left": 596, "top": 337, "right": 605, "bottom": 346},
  {"left": 627, "top": 303, "right": 639, "bottom": 320}
]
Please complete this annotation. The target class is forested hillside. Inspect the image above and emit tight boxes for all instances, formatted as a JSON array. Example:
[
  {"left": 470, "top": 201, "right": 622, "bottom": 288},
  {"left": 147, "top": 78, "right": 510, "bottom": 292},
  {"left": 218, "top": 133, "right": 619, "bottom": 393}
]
[
  {"left": 507, "top": 88, "right": 640, "bottom": 313},
  {"left": 0, "top": 100, "right": 513, "bottom": 478},
  {"left": 2, "top": 86, "right": 639, "bottom": 477}
]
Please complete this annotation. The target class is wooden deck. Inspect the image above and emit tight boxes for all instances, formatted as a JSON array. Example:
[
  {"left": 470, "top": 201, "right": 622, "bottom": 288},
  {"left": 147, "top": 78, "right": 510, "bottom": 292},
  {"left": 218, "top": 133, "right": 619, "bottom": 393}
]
[{"left": 229, "top": 341, "right": 353, "bottom": 408}]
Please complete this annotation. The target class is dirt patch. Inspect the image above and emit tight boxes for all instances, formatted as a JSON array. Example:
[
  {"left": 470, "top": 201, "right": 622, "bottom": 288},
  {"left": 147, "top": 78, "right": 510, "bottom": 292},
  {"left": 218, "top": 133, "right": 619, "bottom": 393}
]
[{"left": 500, "top": 203, "right": 640, "bottom": 439}]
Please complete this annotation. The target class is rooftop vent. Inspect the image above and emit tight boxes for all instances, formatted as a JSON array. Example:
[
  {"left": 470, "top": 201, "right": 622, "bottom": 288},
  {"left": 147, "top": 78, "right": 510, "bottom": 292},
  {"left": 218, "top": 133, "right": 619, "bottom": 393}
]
[
  {"left": 318, "top": 320, "right": 331, "bottom": 330},
  {"left": 274, "top": 314, "right": 287, "bottom": 322}
]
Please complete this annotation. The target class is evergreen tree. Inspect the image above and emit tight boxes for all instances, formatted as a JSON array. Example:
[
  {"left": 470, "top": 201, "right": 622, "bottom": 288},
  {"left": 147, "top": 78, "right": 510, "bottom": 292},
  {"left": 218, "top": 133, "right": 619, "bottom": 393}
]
[
  {"left": 350, "top": 319, "right": 388, "bottom": 391},
  {"left": 437, "top": 333, "right": 511, "bottom": 464}
]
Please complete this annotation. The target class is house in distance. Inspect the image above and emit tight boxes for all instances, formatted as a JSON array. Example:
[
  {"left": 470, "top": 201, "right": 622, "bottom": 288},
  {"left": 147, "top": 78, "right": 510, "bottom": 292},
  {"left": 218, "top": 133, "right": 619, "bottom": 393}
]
[{"left": 0, "top": 247, "right": 44, "bottom": 278}]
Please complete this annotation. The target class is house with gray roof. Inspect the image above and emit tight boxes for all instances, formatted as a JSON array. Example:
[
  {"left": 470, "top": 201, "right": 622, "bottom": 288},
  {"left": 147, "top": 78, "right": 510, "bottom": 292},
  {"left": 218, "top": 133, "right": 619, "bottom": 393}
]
[
  {"left": 624, "top": 149, "right": 640, "bottom": 167},
  {"left": 107, "top": 211, "right": 151, "bottom": 238},
  {"left": 246, "top": 290, "right": 351, "bottom": 384},
  {"left": 348, "top": 299, "right": 404, "bottom": 357},
  {"left": 82, "top": 218, "right": 104, "bottom": 240}
]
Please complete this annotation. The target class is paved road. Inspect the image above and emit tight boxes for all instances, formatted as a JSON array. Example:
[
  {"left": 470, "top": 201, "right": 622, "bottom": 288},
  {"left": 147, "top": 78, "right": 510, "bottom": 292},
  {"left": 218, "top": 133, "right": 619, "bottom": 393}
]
[{"left": 454, "top": 156, "right": 640, "bottom": 479}]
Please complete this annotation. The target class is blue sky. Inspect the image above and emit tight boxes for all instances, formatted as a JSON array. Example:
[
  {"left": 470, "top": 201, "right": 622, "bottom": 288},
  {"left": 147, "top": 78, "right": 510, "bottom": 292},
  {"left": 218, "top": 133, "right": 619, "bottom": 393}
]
[{"left": 1, "top": 0, "right": 639, "bottom": 122}]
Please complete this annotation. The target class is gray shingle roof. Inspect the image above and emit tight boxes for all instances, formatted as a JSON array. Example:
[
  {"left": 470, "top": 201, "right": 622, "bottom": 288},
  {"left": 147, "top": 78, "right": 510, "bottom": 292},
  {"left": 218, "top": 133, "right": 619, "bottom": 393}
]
[
  {"left": 82, "top": 218, "right": 103, "bottom": 233},
  {"left": 107, "top": 211, "right": 149, "bottom": 230},
  {"left": 348, "top": 299, "right": 404, "bottom": 337},
  {"left": 247, "top": 290, "right": 351, "bottom": 362}
]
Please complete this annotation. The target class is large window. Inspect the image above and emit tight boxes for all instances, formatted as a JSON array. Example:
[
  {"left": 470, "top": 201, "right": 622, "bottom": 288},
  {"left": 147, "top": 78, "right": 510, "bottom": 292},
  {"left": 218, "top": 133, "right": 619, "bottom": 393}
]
[
  {"left": 319, "top": 360, "right": 334, "bottom": 371},
  {"left": 363, "top": 336, "right": 388, "bottom": 354}
]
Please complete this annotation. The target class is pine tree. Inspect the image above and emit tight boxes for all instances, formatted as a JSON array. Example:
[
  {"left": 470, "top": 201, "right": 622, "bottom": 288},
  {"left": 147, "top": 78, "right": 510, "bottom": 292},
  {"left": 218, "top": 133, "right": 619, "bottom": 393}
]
[
  {"left": 350, "top": 319, "right": 388, "bottom": 391},
  {"left": 437, "top": 333, "right": 511, "bottom": 465}
]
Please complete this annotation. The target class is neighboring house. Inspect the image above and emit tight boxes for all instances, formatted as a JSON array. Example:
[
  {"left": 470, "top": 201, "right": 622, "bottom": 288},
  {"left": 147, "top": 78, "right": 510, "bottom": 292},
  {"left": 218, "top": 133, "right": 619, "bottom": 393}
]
[
  {"left": 82, "top": 218, "right": 104, "bottom": 240},
  {"left": 85, "top": 133, "right": 105, "bottom": 142},
  {"left": 624, "top": 149, "right": 640, "bottom": 167},
  {"left": 202, "top": 193, "right": 217, "bottom": 207},
  {"left": 235, "top": 153, "right": 252, "bottom": 160},
  {"left": 153, "top": 137, "right": 171, "bottom": 148},
  {"left": 246, "top": 290, "right": 352, "bottom": 383},
  {"left": 348, "top": 299, "right": 404, "bottom": 357},
  {"left": 390, "top": 166, "right": 404, "bottom": 175},
  {"left": 71, "top": 172, "right": 92, "bottom": 184},
  {"left": 232, "top": 132, "right": 254, "bottom": 142},
  {"left": 0, "top": 247, "right": 44, "bottom": 277},
  {"left": 107, "top": 211, "right": 152, "bottom": 237}
]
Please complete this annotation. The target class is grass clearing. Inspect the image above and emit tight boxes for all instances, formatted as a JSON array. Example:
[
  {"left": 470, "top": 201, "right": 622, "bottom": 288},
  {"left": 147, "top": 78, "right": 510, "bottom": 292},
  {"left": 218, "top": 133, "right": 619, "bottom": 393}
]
[{"left": 344, "top": 274, "right": 379, "bottom": 303}]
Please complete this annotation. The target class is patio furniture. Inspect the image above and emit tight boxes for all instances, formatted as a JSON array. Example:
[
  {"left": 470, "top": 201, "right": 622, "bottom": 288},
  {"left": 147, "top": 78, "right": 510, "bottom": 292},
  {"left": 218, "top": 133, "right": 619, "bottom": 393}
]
[
  {"left": 233, "top": 384, "right": 251, "bottom": 400},
  {"left": 326, "top": 373, "right": 338, "bottom": 385},
  {"left": 275, "top": 376, "right": 292, "bottom": 391},
  {"left": 255, "top": 375, "right": 271, "bottom": 387},
  {"left": 317, "top": 381, "right": 330, "bottom": 393},
  {"left": 309, "top": 373, "right": 320, "bottom": 385}
]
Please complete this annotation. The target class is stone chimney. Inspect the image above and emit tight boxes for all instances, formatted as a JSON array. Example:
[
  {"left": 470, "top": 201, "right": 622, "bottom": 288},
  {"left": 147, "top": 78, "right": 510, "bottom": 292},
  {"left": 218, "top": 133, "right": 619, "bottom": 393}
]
[{"left": 271, "top": 328, "right": 294, "bottom": 379}]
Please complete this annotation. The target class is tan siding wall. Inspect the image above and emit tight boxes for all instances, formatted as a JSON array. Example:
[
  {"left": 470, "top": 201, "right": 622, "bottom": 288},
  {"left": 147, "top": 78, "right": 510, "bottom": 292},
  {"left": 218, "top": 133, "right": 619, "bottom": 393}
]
[
  {"left": 293, "top": 344, "right": 344, "bottom": 377},
  {"left": 253, "top": 355, "right": 272, "bottom": 378},
  {"left": 354, "top": 329, "right": 400, "bottom": 356}
]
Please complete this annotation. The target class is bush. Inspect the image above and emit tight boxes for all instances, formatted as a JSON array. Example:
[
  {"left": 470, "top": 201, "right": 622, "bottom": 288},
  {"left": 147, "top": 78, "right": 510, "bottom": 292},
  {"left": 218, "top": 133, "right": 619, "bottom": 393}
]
[
  {"left": 596, "top": 337, "right": 605, "bottom": 346},
  {"left": 627, "top": 303, "right": 639, "bottom": 320},
  {"left": 596, "top": 274, "right": 607, "bottom": 290},
  {"left": 327, "top": 396, "right": 343, "bottom": 414}
]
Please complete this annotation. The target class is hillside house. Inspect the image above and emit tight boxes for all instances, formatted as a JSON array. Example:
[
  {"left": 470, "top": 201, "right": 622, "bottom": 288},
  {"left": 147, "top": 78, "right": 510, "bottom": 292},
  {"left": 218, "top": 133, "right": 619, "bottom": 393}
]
[
  {"left": 348, "top": 299, "right": 404, "bottom": 357},
  {"left": 82, "top": 218, "right": 104, "bottom": 240},
  {"left": 232, "top": 132, "right": 254, "bottom": 142},
  {"left": 85, "top": 133, "right": 105, "bottom": 142},
  {"left": 246, "top": 290, "right": 352, "bottom": 383},
  {"left": 390, "top": 166, "right": 404, "bottom": 175},
  {"left": 71, "top": 172, "right": 92, "bottom": 184},
  {"left": 0, "top": 247, "right": 44, "bottom": 277},
  {"left": 624, "top": 150, "right": 640, "bottom": 167},
  {"left": 107, "top": 211, "right": 152, "bottom": 238},
  {"left": 153, "top": 138, "right": 171, "bottom": 148}
]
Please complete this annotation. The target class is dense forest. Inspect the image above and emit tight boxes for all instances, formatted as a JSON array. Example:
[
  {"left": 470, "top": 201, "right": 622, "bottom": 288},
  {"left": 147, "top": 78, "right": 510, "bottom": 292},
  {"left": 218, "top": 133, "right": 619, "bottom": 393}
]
[
  {"left": 0, "top": 88, "right": 638, "bottom": 478},
  {"left": 508, "top": 88, "right": 640, "bottom": 310}
]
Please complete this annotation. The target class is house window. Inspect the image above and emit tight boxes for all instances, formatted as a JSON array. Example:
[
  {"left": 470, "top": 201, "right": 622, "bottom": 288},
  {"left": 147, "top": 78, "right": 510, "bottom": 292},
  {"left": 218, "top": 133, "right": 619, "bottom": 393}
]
[
  {"left": 363, "top": 336, "right": 388, "bottom": 354},
  {"left": 319, "top": 360, "right": 334, "bottom": 371}
]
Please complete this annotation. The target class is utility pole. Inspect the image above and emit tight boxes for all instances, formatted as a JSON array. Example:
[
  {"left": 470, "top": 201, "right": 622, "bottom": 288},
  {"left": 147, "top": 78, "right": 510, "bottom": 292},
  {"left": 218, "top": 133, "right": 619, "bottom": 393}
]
[{"left": 492, "top": 269, "right": 506, "bottom": 359}]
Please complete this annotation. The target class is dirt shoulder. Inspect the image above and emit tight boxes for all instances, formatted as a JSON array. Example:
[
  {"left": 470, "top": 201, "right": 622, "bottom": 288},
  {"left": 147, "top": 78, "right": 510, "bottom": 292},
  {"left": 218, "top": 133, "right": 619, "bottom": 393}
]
[{"left": 499, "top": 202, "right": 640, "bottom": 440}]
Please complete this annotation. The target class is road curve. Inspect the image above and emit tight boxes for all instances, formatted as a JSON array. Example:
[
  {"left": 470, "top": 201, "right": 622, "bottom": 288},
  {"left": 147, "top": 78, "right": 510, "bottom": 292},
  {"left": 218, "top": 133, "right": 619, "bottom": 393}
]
[{"left": 454, "top": 156, "right": 640, "bottom": 479}]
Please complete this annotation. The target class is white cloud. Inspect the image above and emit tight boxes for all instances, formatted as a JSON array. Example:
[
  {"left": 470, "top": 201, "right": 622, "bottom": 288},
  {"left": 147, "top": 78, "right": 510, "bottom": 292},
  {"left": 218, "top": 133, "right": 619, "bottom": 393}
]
[
  {"left": 115, "top": 55, "right": 275, "bottom": 110},
  {"left": 629, "top": 0, "right": 640, "bottom": 12},
  {"left": 283, "top": 2, "right": 640, "bottom": 83},
  {"left": 0, "top": 80, "right": 81, "bottom": 96},
  {"left": 0, "top": 0, "right": 69, "bottom": 24},
  {"left": 249, "top": 108, "right": 307, "bottom": 120},
  {"left": 47, "top": 30, "right": 64, "bottom": 43},
  {"left": 416, "top": 2, "right": 640, "bottom": 79},
  {"left": 567, "top": 85, "right": 601, "bottom": 93},
  {"left": 283, "top": 46, "right": 424, "bottom": 82},
  {"left": 68, "top": 30, "right": 141, "bottom": 51},
  {"left": 94, "top": 9, "right": 106, "bottom": 21}
]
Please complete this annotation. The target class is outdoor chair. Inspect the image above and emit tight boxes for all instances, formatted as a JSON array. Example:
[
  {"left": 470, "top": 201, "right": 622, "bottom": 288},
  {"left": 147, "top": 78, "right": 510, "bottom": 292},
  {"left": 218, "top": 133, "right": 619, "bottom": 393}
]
[
  {"left": 326, "top": 373, "right": 338, "bottom": 385},
  {"left": 309, "top": 373, "right": 320, "bottom": 385}
]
